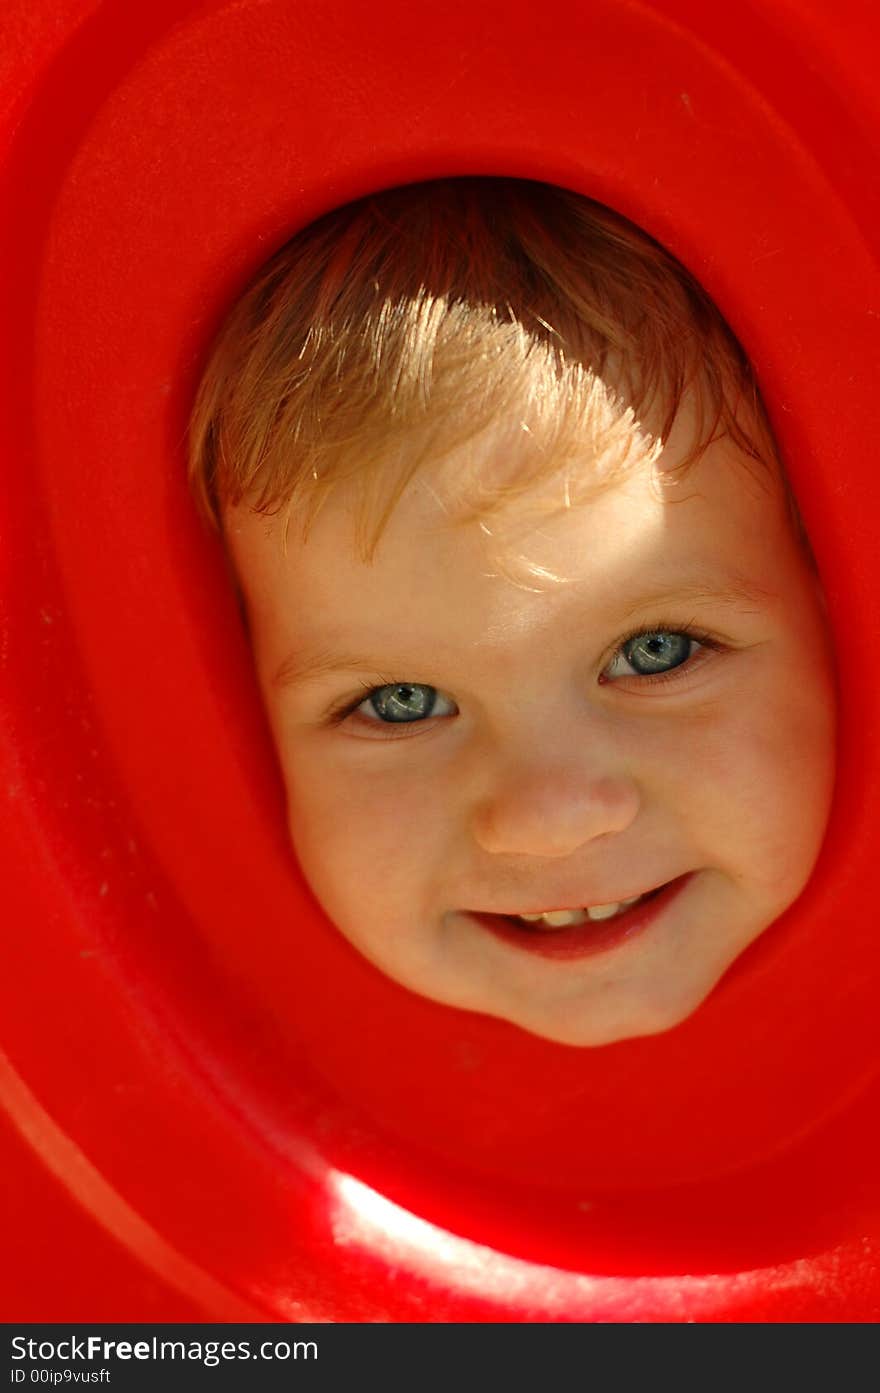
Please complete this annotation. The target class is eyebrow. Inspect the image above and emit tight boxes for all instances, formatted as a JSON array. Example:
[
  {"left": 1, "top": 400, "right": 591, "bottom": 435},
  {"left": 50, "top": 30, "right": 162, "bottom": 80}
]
[
  {"left": 612, "top": 575, "right": 776, "bottom": 623},
  {"left": 273, "top": 650, "right": 408, "bottom": 689},
  {"left": 273, "top": 574, "right": 776, "bottom": 690}
]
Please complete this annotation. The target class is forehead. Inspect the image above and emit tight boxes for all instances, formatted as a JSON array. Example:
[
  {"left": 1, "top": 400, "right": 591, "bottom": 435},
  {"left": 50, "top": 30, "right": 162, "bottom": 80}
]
[{"left": 225, "top": 426, "right": 792, "bottom": 676}]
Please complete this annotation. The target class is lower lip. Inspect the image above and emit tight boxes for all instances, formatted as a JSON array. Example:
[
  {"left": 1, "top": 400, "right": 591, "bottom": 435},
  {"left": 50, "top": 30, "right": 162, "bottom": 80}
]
[{"left": 468, "top": 874, "right": 693, "bottom": 961}]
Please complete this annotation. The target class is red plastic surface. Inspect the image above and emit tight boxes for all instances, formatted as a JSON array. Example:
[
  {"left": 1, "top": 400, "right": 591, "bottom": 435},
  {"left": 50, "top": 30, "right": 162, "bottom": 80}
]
[{"left": 2, "top": 0, "right": 879, "bottom": 1321}]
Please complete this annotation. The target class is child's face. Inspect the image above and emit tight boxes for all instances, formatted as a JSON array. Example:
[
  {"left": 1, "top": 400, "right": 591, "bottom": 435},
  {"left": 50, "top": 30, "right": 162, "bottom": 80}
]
[{"left": 226, "top": 418, "right": 836, "bottom": 1046}]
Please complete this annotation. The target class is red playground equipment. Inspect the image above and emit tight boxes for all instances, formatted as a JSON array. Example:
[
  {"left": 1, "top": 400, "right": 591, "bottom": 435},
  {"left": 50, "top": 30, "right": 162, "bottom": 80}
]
[{"left": 2, "top": 0, "right": 879, "bottom": 1321}]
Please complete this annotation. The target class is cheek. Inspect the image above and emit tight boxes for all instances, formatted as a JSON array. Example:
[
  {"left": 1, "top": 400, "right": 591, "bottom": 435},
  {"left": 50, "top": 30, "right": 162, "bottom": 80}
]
[
  {"left": 745, "top": 644, "right": 836, "bottom": 818},
  {"left": 664, "top": 662, "right": 836, "bottom": 889},
  {"left": 280, "top": 746, "right": 454, "bottom": 913}
]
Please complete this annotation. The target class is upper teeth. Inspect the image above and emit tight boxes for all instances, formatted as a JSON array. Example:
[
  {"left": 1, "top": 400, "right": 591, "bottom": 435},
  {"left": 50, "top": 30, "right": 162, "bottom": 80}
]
[{"left": 517, "top": 898, "right": 641, "bottom": 929}]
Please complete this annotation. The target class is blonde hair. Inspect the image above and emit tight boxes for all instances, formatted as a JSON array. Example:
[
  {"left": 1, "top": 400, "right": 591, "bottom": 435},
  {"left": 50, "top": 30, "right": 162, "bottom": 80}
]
[{"left": 189, "top": 177, "right": 776, "bottom": 556}]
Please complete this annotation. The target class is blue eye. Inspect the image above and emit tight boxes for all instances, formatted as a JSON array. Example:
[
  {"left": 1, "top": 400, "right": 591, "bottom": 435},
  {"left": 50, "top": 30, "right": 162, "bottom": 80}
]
[
  {"left": 358, "top": 683, "right": 458, "bottom": 723},
  {"left": 606, "top": 630, "right": 696, "bottom": 679}
]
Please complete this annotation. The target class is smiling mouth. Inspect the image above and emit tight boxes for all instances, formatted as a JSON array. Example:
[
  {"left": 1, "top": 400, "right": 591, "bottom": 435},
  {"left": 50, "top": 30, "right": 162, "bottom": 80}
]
[
  {"left": 468, "top": 876, "right": 690, "bottom": 960},
  {"left": 513, "top": 891, "right": 657, "bottom": 928}
]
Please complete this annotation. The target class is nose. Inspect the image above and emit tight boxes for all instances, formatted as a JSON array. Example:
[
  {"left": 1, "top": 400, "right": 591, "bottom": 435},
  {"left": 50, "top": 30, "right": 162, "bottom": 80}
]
[{"left": 471, "top": 762, "right": 640, "bottom": 859}]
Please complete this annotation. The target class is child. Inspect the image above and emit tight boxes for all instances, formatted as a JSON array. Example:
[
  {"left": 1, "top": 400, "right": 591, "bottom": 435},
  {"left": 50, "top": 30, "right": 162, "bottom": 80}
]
[{"left": 188, "top": 178, "right": 836, "bottom": 1048}]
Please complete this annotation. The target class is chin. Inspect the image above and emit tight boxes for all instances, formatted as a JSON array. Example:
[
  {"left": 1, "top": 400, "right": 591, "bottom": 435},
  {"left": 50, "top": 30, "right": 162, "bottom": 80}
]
[{"left": 497, "top": 979, "right": 717, "bottom": 1048}]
